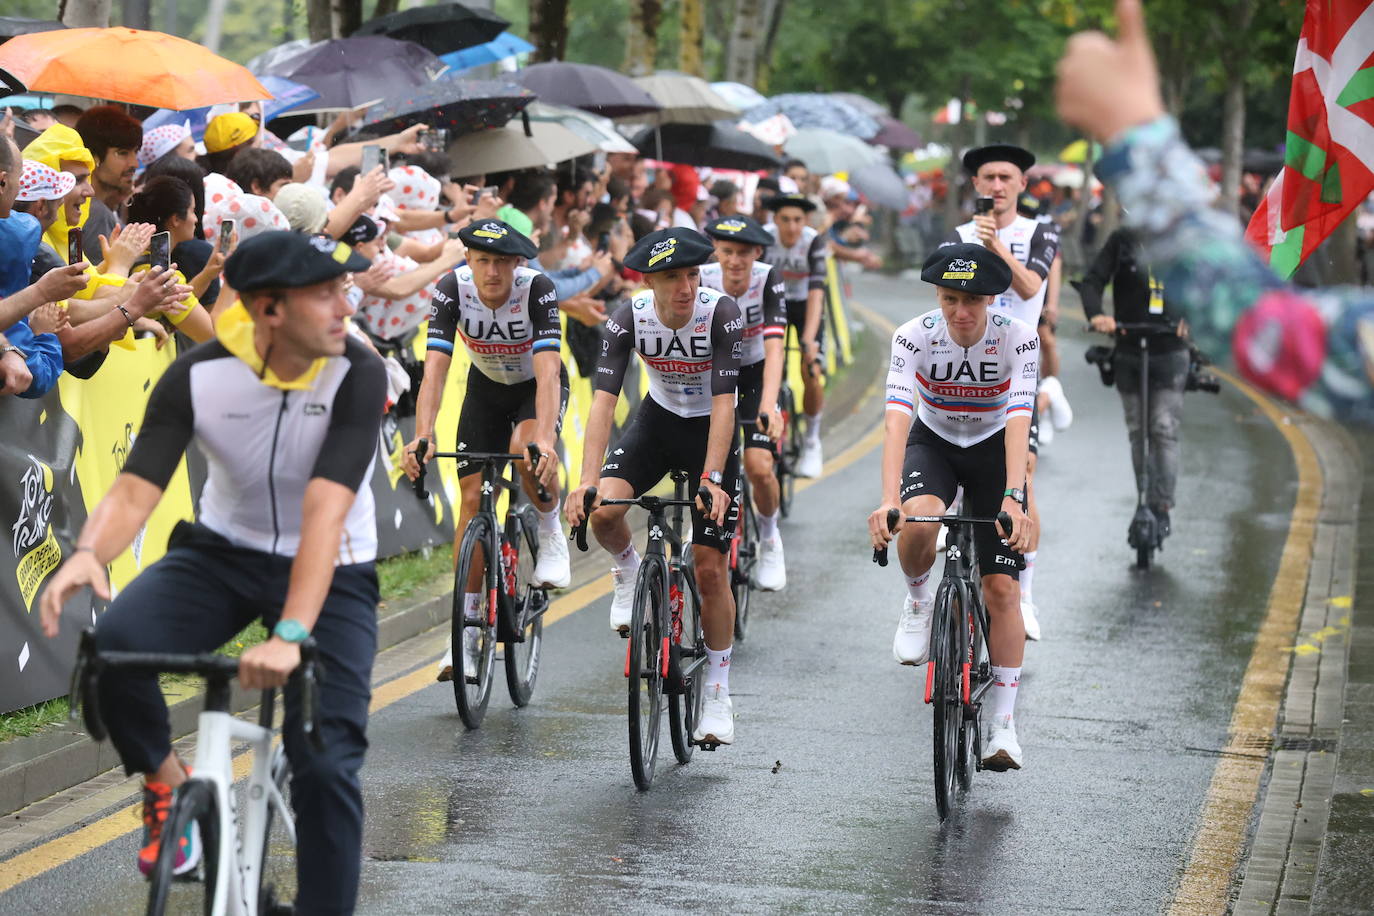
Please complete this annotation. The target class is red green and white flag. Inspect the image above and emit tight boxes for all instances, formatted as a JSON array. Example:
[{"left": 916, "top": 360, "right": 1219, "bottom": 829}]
[{"left": 1246, "top": 0, "right": 1374, "bottom": 279}]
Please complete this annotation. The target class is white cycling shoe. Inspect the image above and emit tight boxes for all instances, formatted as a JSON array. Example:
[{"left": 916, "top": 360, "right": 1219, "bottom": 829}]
[
  {"left": 755, "top": 536, "right": 786, "bottom": 591},
  {"left": 796, "top": 439, "right": 823, "bottom": 478},
  {"left": 533, "top": 528, "right": 571, "bottom": 589},
  {"left": 461, "top": 626, "right": 482, "bottom": 681},
  {"left": 609, "top": 567, "right": 636, "bottom": 633},
  {"left": 1040, "top": 375, "right": 1074, "bottom": 430},
  {"left": 1021, "top": 599, "right": 1041, "bottom": 641},
  {"left": 892, "top": 596, "right": 935, "bottom": 666},
  {"left": 981, "top": 716, "right": 1023, "bottom": 771},
  {"left": 693, "top": 686, "right": 734, "bottom": 745}
]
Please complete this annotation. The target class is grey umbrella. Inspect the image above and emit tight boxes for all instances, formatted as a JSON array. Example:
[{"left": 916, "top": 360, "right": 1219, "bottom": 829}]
[
  {"left": 256, "top": 36, "right": 443, "bottom": 112},
  {"left": 446, "top": 118, "right": 598, "bottom": 176},
  {"left": 516, "top": 62, "right": 661, "bottom": 118},
  {"left": 784, "top": 127, "right": 884, "bottom": 175},
  {"left": 848, "top": 163, "right": 910, "bottom": 210},
  {"left": 630, "top": 122, "right": 780, "bottom": 170},
  {"left": 632, "top": 72, "right": 739, "bottom": 125}
]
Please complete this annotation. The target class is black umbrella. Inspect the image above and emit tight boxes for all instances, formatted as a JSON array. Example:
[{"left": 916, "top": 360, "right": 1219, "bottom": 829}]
[
  {"left": 257, "top": 35, "right": 443, "bottom": 112},
  {"left": 360, "top": 77, "right": 534, "bottom": 136},
  {"left": 631, "top": 122, "right": 780, "bottom": 171},
  {"left": 515, "top": 62, "right": 661, "bottom": 118},
  {"left": 0, "top": 66, "right": 25, "bottom": 100},
  {"left": 0, "top": 16, "right": 66, "bottom": 44},
  {"left": 354, "top": 3, "right": 509, "bottom": 55}
]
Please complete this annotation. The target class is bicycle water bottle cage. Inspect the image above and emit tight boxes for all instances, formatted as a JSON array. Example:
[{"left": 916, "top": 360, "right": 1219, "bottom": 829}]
[{"left": 1084, "top": 345, "right": 1115, "bottom": 387}]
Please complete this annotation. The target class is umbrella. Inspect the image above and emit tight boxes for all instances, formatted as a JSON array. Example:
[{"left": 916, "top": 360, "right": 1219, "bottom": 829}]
[
  {"left": 848, "top": 162, "right": 909, "bottom": 210},
  {"left": 738, "top": 112, "right": 796, "bottom": 147},
  {"left": 446, "top": 118, "right": 597, "bottom": 176},
  {"left": 711, "top": 81, "right": 767, "bottom": 111},
  {"left": 827, "top": 91, "right": 888, "bottom": 119},
  {"left": 354, "top": 2, "right": 509, "bottom": 55},
  {"left": 257, "top": 35, "right": 443, "bottom": 113},
  {"left": 784, "top": 127, "right": 883, "bottom": 175},
  {"left": 633, "top": 72, "right": 739, "bottom": 125},
  {"left": 440, "top": 31, "right": 534, "bottom": 73},
  {"left": 630, "top": 121, "right": 780, "bottom": 171},
  {"left": 247, "top": 38, "right": 315, "bottom": 75},
  {"left": 526, "top": 102, "right": 637, "bottom": 153},
  {"left": 0, "top": 67, "right": 24, "bottom": 100},
  {"left": 744, "top": 93, "right": 880, "bottom": 140},
  {"left": 0, "top": 16, "right": 66, "bottom": 44},
  {"left": 870, "top": 118, "right": 921, "bottom": 150},
  {"left": 360, "top": 77, "right": 533, "bottom": 135},
  {"left": 142, "top": 76, "right": 322, "bottom": 141},
  {"left": 0, "top": 27, "right": 270, "bottom": 110},
  {"left": 516, "top": 62, "right": 660, "bottom": 119}
]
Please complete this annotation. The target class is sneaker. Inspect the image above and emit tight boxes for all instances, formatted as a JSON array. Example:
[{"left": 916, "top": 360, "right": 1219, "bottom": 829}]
[
  {"left": 609, "top": 567, "right": 636, "bottom": 633},
  {"left": 796, "top": 439, "right": 823, "bottom": 478},
  {"left": 533, "top": 528, "right": 571, "bottom": 589},
  {"left": 1021, "top": 599, "right": 1041, "bottom": 641},
  {"left": 692, "top": 685, "right": 734, "bottom": 744},
  {"left": 1036, "top": 413, "right": 1055, "bottom": 447},
  {"left": 981, "top": 716, "right": 1023, "bottom": 771},
  {"left": 755, "top": 536, "right": 786, "bottom": 591},
  {"left": 461, "top": 626, "right": 482, "bottom": 681},
  {"left": 138, "top": 781, "right": 201, "bottom": 877},
  {"left": 1152, "top": 507, "right": 1172, "bottom": 541},
  {"left": 935, "top": 523, "right": 949, "bottom": 552},
  {"left": 892, "top": 595, "right": 935, "bottom": 666},
  {"left": 1040, "top": 375, "right": 1074, "bottom": 430},
  {"left": 436, "top": 646, "right": 454, "bottom": 683}
]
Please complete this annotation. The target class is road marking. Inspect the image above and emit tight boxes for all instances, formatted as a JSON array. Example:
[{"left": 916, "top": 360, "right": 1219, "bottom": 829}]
[{"left": 1167, "top": 368, "right": 1323, "bottom": 915}]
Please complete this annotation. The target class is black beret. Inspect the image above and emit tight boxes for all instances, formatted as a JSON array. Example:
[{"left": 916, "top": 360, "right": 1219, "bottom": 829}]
[
  {"left": 701, "top": 214, "right": 773, "bottom": 248},
  {"left": 1016, "top": 191, "right": 1046, "bottom": 219},
  {"left": 761, "top": 192, "right": 817, "bottom": 213},
  {"left": 623, "top": 227, "right": 715, "bottom": 273},
  {"left": 920, "top": 242, "right": 1012, "bottom": 296},
  {"left": 457, "top": 219, "right": 538, "bottom": 259},
  {"left": 224, "top": 231, "right": 371, "bottom": 293},
  {"left": 962, "top": 143, "right": 1036, "bottom": 175},
  {"left": 341, "top": 214, "right": 380, "bottom": 246}
]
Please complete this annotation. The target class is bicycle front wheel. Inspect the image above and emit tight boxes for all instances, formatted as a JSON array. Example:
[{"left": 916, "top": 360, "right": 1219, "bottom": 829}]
[
  {"left": 776, "top": 386, "right": 800, "bottom": 518},
  {"left": 146, "top": 779, "right": 219, "bottom": 916},
  {"left": 955, "top": 580, "right": 985, "bottom": 792},
  {"left": 453, "top": 516, "right": 498, "bottom": 729},
  {"left": 930, "top": 582, "right": 963, "bottom": 820},
  {"left": 503, "top": 505, "right": 544, "bottom": 707},
  {"left": 627, "top": 557, "right": 667, "bottom": 790},
  {"left": 732, "top": 479, "right": 758, "bottom": 642},
  {"left": 668, "top": 570, "right": 704, "bottom": 764}
]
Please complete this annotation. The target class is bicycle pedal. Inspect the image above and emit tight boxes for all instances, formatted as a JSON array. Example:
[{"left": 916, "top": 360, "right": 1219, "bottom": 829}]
[
  {"left": 617, "top": 628, "right": 630, "bottom": 639},
  {"left": 694, "top": 739, "right": 720, "bottom": 751}
]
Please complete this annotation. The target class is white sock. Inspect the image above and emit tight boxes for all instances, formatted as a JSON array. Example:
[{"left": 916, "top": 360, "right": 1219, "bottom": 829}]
[
  {"left": 1020, "top": 551, "right": 1036, "bottom": 605},
  {"left": 990, "top": 666, "right": 1021, "bottom": 722},
  {"left": 462, "top": 593, "right": 482, "bottom": 623},
  {"left": 758, "top": 509, "right": 779, "bottom": 541},
  {"left": 705, "top": 646, "right": 731, "bottom": 693},
  {"left": 805, "top": 412, "right": 822, "bottom": 445},
  {"left": 906, "top": 564, "right": 934, "bottom": 604},
  {"left": 612, "top": 543, "right": 640, "bottom": 575},
  {"left": 537, "top": 506, "right": 562, "bottom": 535}
]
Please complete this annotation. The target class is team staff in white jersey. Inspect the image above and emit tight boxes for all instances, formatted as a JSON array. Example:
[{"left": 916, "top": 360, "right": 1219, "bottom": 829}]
[
  {"left": 699, "top": 214, "right": 789, "bottom": 591},
  {"left": 868, "top": 243, "right": 1036, "bottom": 770},
  {"left": 762, "top": 192, "right": 828, "bottom": 478},
  {"left": 565, "top": 228, "right": 743, "bottom": 746},
  {"left": 403, "top": 219, "right": 571, "bottom": 682}
]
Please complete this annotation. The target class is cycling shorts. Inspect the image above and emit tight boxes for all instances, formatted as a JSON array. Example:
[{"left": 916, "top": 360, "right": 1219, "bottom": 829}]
[
  {"left": 600, "top": 397, "right": 741, "bottom": 553},
  {"left": 1028, "top": 402, "right": 1040, "bottom": 457},
  {"left": 737, "top": 359, "right": 773, "bottom": 452},
  {"left": 785, "top": 297, "right": 826, "bottom": 354},
  {"left": 455, "top": 363, "right": 569, "bottom": 478},
  {"left": 899, "top": 418, "right": 1023, "bottom": 578}
]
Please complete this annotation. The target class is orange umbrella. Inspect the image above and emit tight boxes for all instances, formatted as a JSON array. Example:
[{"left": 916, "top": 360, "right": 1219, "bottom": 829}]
[{"left": 0, "top": 27, "right": 270, "bottom": 110}]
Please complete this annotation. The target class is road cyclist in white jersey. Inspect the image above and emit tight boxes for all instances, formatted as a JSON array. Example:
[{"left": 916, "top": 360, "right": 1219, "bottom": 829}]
[
  {"left": 565, "top": 227, "right": 743, "bottom": 747},
  {"left": 403, "top": 219, "right": 571, "bottom": 683},
  {"left": 699, "top": 214, "right": 789, "bottom": 591},
  {"left": 762, "top": 192, "right": 828, "bottom": 479},
  {"left": 869, "top": 242, "right": 1036, "bottom": 770}
]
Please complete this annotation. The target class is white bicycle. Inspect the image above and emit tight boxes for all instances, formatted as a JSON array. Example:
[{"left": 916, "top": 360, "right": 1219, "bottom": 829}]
[{"left": 71, "top": 628, "right": 325, "bottom": 916}]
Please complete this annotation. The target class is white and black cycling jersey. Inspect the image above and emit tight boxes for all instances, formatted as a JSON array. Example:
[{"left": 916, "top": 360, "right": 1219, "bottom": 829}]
[
  {"left": 764, "top": 224, "right": 827, "bottom": 301},
  {"left": 941, "top": 216, "right": 1060, "bottom": 327},
  {"left": 698, "top": 262, "right": 787, "bottom": 366},
  {"left": 123, "top": 337, "right": 386, "bottom": 565},
  {"left": 885, "top": 308, "right": 1039, "bottom": 448},
  {"left": 426, "top": 265, "right": 561, "bottom": 385},
  {"left": 595, "top": 287, "right": 742, "bottom": 419}
]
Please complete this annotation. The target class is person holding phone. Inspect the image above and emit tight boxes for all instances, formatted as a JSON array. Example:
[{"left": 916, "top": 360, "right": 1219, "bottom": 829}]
[{"left": 124, "top": 176, "right": 218, "bottom": 343}]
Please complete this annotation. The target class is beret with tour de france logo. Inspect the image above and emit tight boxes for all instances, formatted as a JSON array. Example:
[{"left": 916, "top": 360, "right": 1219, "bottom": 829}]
[
  {"left": 456, "top": 219, "right": 538, "bottom": 259},
  {"left": 623, "top": 227, "right": 716, "bottom": 274},
  {"left": 700, "top": 214, "right": 774, "bottom": 248},
  {"left": 920, "top": 242, "right": 1012, "bottom": 296}
]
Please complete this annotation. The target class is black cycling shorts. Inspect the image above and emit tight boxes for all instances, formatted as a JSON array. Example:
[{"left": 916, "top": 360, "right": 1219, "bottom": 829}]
[
  {"left": 785, "top": 297, "right": 826, "bottom": 355},
  {"left": 898, "top": 419, "right": 1023, "bottom": 578},
  {"left": 455, "top": 364, "right": 569, "bottom": 478},
  {"left": 600, "top": 397, "right": 741, "bottom": 553},
  {"left": 1028, "top": 402, "right": 1040, "bottom": 457},
  {"left": 737, "top": 360, "right": 772, "bottom": 452}
]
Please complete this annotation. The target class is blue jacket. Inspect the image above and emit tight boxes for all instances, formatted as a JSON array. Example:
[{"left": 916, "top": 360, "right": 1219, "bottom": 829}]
[{"left": 3, "top": 318, "right": 63, "bottom": 398}]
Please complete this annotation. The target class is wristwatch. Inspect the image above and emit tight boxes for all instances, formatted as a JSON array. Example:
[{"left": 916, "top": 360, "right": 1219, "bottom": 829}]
[
  {"left": 1003, "top": 487, "right": 1026, "bottom": 505},
  {"left": 0, "top": 344, "right": 26, "bottom": 360},
  {"left": 701, "top": 470, "right": 723, "bottom": 486},
  {"left": 273, "top": 619, "right": 310, "bottom": 643}
]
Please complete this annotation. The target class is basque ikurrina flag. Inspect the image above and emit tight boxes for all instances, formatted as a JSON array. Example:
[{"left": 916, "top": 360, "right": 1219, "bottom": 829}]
[{"left": 1246, "top": 0, "right": 1374, "bottom": 278}]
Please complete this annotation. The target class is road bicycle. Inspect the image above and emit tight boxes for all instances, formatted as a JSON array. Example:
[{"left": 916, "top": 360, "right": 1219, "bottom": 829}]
[
  {"left": 412, "top": 439, "right": 551, "bottom": 728},
  {"left": 571, "top": 472, "right": 717, "bottom": 790},
  {"left": 874, "top": 508, "right": 1012, "bottom": 819},
  {"left": 730, "top": 468, "right": 758, "bottom": 641},
  {"left": 69, "top": 628, "right": 324, "bottom": 915},
  {"left": 773, "top": 377, "right": 803, "bottom": 518}
]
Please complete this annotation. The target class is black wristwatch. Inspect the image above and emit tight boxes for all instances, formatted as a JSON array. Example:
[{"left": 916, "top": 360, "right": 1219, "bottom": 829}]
[{"left": 1003, "top": 487, "right": 1026, "bottom": 505}]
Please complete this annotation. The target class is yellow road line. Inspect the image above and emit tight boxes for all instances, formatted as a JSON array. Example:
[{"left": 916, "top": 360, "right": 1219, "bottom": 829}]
[{"left": 1167, "top": 368, "right": 1323, "bottom": 915}]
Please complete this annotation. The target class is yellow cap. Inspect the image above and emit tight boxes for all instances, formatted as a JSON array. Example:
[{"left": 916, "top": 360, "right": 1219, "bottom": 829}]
[{"left": 204, "top": 112, "right": 258, "bottom": 154}]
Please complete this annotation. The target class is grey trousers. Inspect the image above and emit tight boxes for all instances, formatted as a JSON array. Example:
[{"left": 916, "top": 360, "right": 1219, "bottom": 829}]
[{"left": 1113, "top": 347, "right": 1189, "bottom": 511}]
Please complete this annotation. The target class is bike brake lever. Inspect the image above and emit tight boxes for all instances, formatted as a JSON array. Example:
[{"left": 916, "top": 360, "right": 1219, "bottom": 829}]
[
  {"left": 412, "top": 437, "right": 429, "bottom": 500},
  {"left": 996, "top": 510, "right": 1014, "bottom": 540},
  {"left": 697, "top": 484, "right": 712, "bottom": 514},
  {"left": 296, "top": 639, "right": 325, "bottom": 753},
  {"left": 873, "top": 507, "right": 900, "bottom": 566},
  {"left": 572, "top": 486, "right": 597, "bottom": 552},
  {"left": 526, "top": 442, "right": 551, "bottom": 504}
]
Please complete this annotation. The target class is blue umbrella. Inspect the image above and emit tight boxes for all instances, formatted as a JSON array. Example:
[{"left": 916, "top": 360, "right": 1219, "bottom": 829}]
[
  {"left": 141, "top": 75, "right": 321, "bottom": 141},
  {"left": 743, "top": 93, "right": 880, "bottom": 140},
  {"left": 440, "top": 31, "right": 533, "bottom": 73}
]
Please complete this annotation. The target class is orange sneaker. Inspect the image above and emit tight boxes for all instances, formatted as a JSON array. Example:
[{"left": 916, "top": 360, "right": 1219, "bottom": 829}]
[{"left": 138, "top": 780, "right": 201, "bottom": 877}]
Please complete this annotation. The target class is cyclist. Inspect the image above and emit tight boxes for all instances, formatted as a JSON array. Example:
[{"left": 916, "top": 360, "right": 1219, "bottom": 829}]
[
  {"left": 565, "top": 227, "right": 743, "bottom": 746},
  {"left": 39, "top": 231, "right": 384, "bottom": 914},
  {"left": 762, "top": 192, "right": 828, "bottom": 478},
  {"left": 868, "top": 243, "right": 1035, "bottom": 771},
  {"left": 402, "top": 218, "right": 570, "bottom": 684},
  {"left": 699, "top": 214, "right": 789, "bottom": 590}
]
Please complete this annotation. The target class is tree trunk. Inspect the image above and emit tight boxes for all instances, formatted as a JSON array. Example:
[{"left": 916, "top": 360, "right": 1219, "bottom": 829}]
[
  {"left": 203, "top": 0, "right": 229, "bottom": 52},
  {"left": 1219, "top": 72, "right": 1245, "bottom": 221},
  {"left": 122, "top": 0, "right": 151, "bottom": 29},
  {"left": 755, "top": 0, "right": 786, "bottom": 91},
  {"left": 307, "top": 0, "right": 332, "bottom": 40},
  {"left": 374, "top": 0, "right": 400, "bottom": 17},
  {"left": 679, "top": 0, "right": 705, "bottom": 76},
  {"left": 281, "top": 0, "right": 296, "bottom": 41},
  {"left": 624, "top": 0, "right": 663, "bottom": 77},
  {"left": 529, "top": 0, "right": 571, "bottom": 63},
  {"left": 725, "top": 0, "right": 765, "bottom": 86},
  {"left": 58, "top": 0, "right": 112, "bottom": 28},
  {"left": 333, "top": 0, "right": 362, "bottom": 37}
]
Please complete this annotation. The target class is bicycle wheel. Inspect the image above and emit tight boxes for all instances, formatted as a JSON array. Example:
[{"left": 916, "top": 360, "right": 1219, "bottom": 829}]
[
  {"left": 453, "top": 516, "right": 498, "bottom": 729},
  {"left": 627, "top": 557, "right": 667, "bottom": 790},
  {"left": 776, "top": 386, "right": 799, "bottom": 518},
  {"left": 503, "top": 505, "right": 544, "bottom": 707},
  {"left": 146, "top": 779, "right": 219, "bottom": 916},
  {"left": 930, "top": 582, "right": 962, "bottom": 820},
  {"left": 256, "top": 744, "right": 296, "bottom": 914},
  {"left": 668, "top": 570, "right": 704, "bottom": 764},
  {"left": 955, "top": 580, "right": 985, "bottom": 792},
  {"left": 732, "top": 479, "right": 758, "bottom": 642}
]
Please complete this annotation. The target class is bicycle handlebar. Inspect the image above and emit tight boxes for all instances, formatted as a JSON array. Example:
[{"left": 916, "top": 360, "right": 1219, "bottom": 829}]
[
  {"left": 412, "top": 438, "right": 551, "bottom": 503},
  {"left": 570, "top": 485, "right": 714, "bottom": 553},
  {"left": 872, "top": 509, "right": 1015, "bottom": 566},
  {"left": 1085, "top": 321, "right": 1181, "bottom": 337}
]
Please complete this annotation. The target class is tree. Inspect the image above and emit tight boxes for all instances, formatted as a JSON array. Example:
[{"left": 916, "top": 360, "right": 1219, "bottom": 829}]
[
  {"left": 724, "top": 0, "right": 766, "bottom": 85},
  {"left": 58, "top": 0, "right": 111, "bottom": 28},
  {"left": 679, "top": 0, "right": 704, "bottom": 75},
  {"left": 624, "top": 0, "right": 663, "bottom": 76},
  {"left": 529, "top": 0, "right": 572, "bottom": 62}
]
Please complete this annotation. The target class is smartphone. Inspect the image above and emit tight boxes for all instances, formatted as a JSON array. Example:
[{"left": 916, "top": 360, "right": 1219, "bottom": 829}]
[
  {"left": 422, "top": 127, "right": 448, "bottom": 152},
  {"left": 469, "top": 185, "right": 498, "bottom": 207},
  {"left": 974, "top": 196, "right": 995, "bottom": 215},
  {"left": 218, "top": 218, "right": 235, "bottom": 253},
  {"left": 596, "top": 231, "right": 610, "bottom": 254},
  {"left": 67, "top": 226, "right": 84, "bottom": 266},
  {"left": 360, "top": 144, "right": 386, "bottom": 175},
  {"left": 149, "top": 231, "right": 171, "bottom": 272}
]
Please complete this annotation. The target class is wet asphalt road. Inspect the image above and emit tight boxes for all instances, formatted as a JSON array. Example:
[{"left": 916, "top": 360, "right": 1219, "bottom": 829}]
[{"left": 1, "top": 273, "right": 1298, "bottom": 914}]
